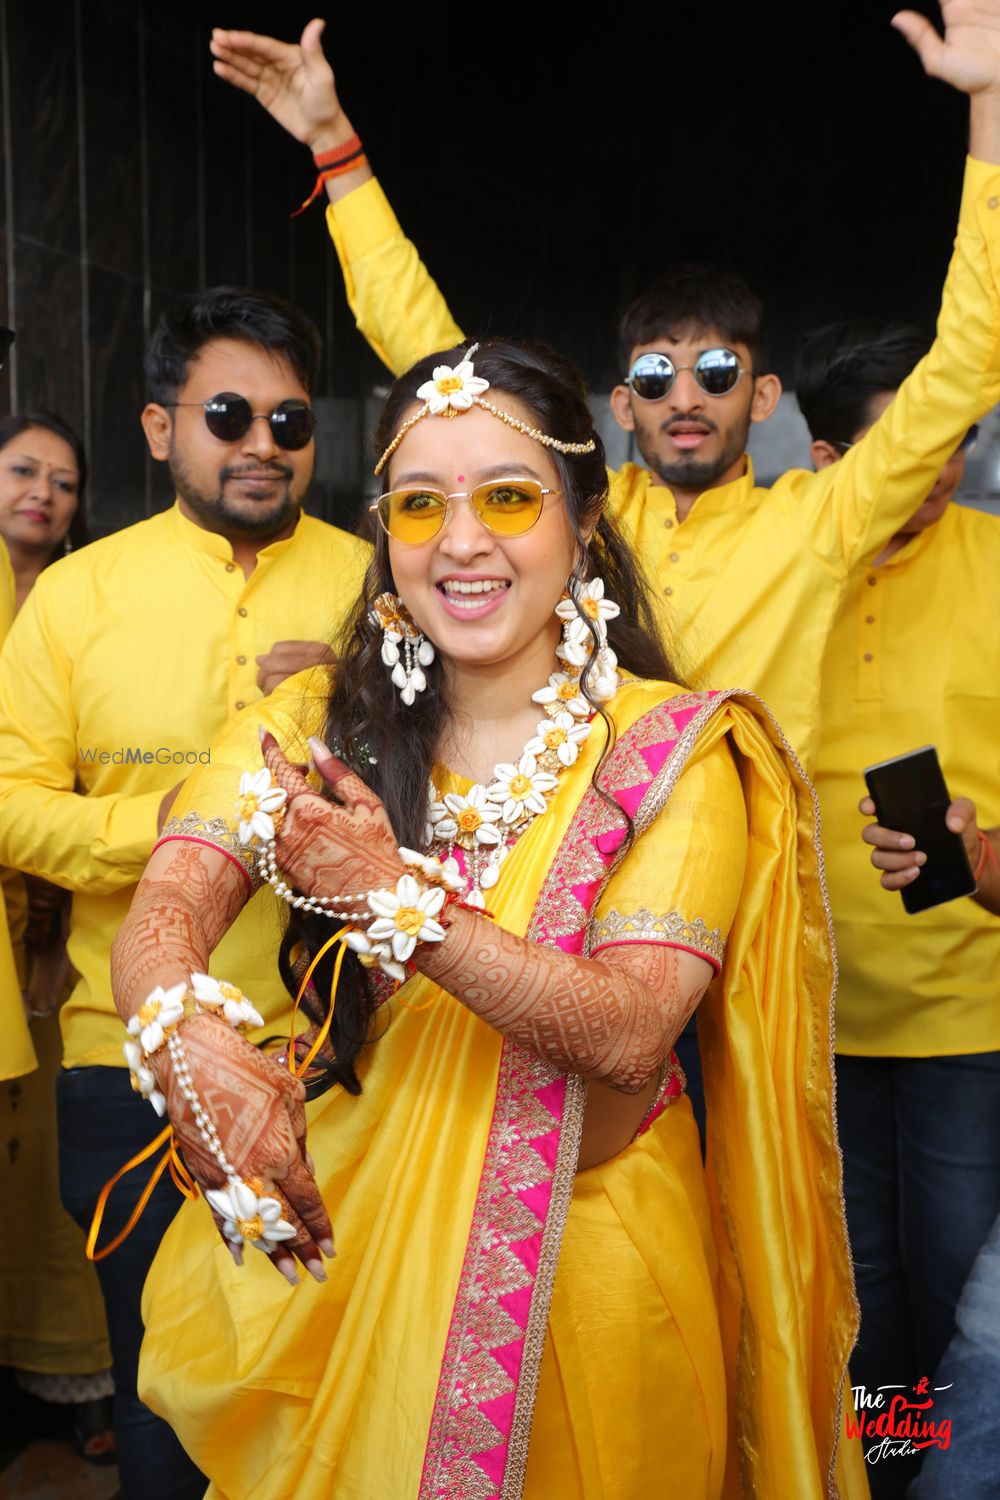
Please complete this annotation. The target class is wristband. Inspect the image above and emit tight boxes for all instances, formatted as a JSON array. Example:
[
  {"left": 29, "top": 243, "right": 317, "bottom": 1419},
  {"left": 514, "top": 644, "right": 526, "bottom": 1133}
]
[
  {"left": 974, "top": 829, "right": 997, "bottom": 882},
  {"left": 291, "top": 134, "right": 368, "bottom": 217}
]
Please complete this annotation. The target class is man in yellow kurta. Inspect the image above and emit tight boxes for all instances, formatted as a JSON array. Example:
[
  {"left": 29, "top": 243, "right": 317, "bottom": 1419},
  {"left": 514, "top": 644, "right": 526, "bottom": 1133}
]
[
  {"left": 0, "top": 288, "right": 368, "bottom": 1500},
  {"left": 797, "top": 317, "right": 1000, "bottom": 1496},
  {"left": 211, "top": 3, "right": 1000, "bottom": 776}
]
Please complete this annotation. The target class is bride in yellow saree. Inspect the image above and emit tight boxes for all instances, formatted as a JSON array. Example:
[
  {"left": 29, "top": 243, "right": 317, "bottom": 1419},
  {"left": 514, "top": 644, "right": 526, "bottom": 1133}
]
[{"left": 111, "top": 340, "right": 868, "bottom": 1498}]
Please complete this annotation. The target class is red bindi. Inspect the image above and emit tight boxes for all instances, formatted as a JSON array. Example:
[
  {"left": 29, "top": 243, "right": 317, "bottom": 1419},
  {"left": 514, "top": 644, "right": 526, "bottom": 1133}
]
[{"left": 456, "top": 473, "right": 465, "bottom": 483}]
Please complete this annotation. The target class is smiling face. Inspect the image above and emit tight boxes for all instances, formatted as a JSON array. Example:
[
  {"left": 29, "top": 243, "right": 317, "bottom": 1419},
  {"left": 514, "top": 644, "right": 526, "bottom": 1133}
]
[
  {"left": 383, "top": 399, "right": 580, "bottom": 684},
  {"left": 610, "top": 327, "right": 781, "bottom": 494},
  {"left": 140, "top": 336, "right": 314, "bottom": 542},
  {"left": 0, "top": 426, "right": 80, "bottom": 558}
]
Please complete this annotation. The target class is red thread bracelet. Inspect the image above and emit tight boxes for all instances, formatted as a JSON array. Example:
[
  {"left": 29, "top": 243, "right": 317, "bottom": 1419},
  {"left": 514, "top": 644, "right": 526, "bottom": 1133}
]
[
  {"left": 291, "top": 136, "right": 367, "bottom": 217},
  {"left": 974, "top": 830, "right": 997, "bottom": 882}
]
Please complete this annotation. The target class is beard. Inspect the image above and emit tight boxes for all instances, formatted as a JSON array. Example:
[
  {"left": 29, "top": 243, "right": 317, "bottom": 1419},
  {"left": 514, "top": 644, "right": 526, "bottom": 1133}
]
[
  {"left": 636, "top": 415, "right": 750, "bottom": 492},
  {"left": 169, "top": 449, "right": 303, "bottom": 540}
]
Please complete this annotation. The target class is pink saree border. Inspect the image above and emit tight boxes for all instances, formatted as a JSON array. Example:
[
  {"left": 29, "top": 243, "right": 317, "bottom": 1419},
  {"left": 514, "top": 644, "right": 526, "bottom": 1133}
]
[{"left": 417, "top": 690, "right": 721, "bottom": 1500}]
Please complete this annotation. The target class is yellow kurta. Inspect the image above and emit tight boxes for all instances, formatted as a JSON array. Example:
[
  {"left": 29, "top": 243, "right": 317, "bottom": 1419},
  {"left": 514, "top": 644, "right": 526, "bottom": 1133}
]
[
  {"left": 137, "top": 673, "right": 867, "bottom": 1498},
  {"left": 324, "top": 160, "right": 1000, "bottom": 771},
  {"left": 815, "top": 502, "right": 1000, "bottom": 1057},
  {"left": 0, "top": 536, "right": 34, "bottom": 1081},
  {"left": 0, "top": 503, "right": 369, "bottom": 1070}
]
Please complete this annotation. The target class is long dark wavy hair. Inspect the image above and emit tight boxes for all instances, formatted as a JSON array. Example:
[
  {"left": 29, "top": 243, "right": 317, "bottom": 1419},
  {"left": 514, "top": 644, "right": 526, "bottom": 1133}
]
[{"left": 278, "top": 339, "right": 682, "bottom": 1096}]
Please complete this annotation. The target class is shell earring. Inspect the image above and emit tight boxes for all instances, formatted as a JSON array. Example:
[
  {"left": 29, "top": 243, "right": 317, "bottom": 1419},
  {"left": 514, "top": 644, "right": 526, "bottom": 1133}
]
[
  {"left": 370, "top": 592, "right": 435, "bottom": 706},
  {"left": 554, "top": 577, "right": 621, "bottom": 704}
]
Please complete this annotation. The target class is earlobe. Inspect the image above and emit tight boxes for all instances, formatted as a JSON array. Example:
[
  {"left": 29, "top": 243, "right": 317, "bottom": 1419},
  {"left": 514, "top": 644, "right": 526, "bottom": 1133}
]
[
  {"left": 749, "top": 373, "right": 782, "bottom": 425},
  {"left": 140, "top": 403, "right": 173, "bottom": 462},
  {"left": 610, "top": 384, "right": 636, "bottom": 433}
]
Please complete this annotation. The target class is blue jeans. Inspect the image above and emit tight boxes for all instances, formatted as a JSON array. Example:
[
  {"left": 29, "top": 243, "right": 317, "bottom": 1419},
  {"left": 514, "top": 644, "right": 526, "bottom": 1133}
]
[
  {"left": 836, "top": 1051, "right": 1000, "bottom": 1500},
  {"left": 908, "top": 1210, "right": 1000, "bottom": 1498},
  {"left": 57, "top": 1066, "right": 207, "bottom": 1500}
]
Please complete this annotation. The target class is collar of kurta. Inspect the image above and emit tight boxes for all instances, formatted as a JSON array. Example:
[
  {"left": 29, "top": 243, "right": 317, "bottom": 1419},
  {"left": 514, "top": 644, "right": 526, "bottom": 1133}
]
[
  {"left": 625, "top": 453, "right": 757, "bottom": 520},
  {"left": 165, "top": 499, "right": 306, "bottom": 564}
]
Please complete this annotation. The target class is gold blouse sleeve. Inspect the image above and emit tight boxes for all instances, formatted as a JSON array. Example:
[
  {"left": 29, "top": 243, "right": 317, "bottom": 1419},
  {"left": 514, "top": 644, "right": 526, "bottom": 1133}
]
[{"left": 588, "top": 732, "right": 748, "bottom": 972}]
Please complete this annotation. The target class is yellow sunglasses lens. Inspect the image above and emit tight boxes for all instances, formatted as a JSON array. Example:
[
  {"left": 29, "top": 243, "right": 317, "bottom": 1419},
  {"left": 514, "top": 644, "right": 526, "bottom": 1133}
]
[
  {"left": 378, "top": 489, "right": 448, "bottom": 543},
  {"left": 470, "top": 481, "right": 544, "bottom": 535}
]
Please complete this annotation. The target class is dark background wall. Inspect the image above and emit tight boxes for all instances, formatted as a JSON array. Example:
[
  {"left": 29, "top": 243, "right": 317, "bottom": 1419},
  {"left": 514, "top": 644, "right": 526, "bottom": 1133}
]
[{"left": 0, "top": 0, "right": 964, "bottom": 536}]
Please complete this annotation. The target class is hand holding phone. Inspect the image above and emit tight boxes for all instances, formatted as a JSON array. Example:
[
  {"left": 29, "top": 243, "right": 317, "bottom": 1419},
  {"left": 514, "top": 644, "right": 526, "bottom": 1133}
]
[{"left": 862, "top": 747, "right": 977, "bottom": 914}]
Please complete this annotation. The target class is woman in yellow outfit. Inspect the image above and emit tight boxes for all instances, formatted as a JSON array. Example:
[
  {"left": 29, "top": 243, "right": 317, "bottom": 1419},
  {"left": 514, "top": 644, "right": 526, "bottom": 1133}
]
[
  {"left": 111, "top": 341, "right": 868, "bottom": 1497},
  {"left": 0, "top": 420, "right": 112, "bottom": 1462}
]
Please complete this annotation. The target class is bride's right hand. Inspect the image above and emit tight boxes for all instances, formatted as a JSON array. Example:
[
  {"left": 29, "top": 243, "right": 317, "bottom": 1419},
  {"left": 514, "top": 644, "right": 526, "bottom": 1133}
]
[
  {"left": 150, "top": 1013, "right": 334, "bottom": 1285},
  {"left": 209, "top": 19, "right": 348, "bottom": 154}
]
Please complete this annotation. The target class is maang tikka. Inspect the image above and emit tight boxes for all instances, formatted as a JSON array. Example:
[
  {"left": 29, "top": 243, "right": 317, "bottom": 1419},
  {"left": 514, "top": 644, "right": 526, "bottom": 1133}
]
[{"left": 370, "top": 592, "right": 435, "bottom": 706}]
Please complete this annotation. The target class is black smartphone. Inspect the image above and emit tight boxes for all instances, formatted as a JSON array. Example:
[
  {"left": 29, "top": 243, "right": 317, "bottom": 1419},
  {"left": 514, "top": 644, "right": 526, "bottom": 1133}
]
[{"left": 864, "top": 746, "right": 977, "bottom": 915}]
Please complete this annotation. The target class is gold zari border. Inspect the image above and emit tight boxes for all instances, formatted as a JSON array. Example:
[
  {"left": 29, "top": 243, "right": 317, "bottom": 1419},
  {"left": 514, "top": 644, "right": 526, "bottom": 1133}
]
[
  {"left": 588, "top": 906, "right": 725, "bottom": 966},
  {"left": 158, "top": 810, "right": 260, "bottom": 883}
]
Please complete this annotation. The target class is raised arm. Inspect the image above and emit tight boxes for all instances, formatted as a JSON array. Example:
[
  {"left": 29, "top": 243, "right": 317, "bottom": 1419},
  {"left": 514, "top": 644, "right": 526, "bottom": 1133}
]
[
  {"left": 793, "top": 3, "right": 1000, "bottom": 569},
  {"left": 210, "top": 20, "right": 463, "bottom": 376},
  {"left": 0, "top": 575, "right": 163, "bottom": 893}
]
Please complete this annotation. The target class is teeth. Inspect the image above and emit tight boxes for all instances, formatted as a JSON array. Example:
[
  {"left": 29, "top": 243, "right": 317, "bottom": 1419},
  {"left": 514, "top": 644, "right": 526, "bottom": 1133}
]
[{"left": 440, "top": 579, "right": 508, "bottom": 596}]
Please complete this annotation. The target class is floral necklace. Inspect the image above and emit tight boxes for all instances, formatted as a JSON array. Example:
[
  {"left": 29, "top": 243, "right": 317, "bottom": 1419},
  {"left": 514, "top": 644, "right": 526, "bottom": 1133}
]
[{"left": 423, "top": 659, "right": 601, "bottom": 909}]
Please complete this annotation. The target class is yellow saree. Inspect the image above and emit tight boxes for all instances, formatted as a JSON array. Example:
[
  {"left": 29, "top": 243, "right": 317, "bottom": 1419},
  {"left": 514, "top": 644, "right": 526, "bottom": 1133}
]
[{"left": 138, "top": 675, "right": 868, "bottom": 1499}]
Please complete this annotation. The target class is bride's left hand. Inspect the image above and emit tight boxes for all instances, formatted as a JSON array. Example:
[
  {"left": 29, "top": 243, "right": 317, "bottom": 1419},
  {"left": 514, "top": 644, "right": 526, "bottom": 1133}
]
[{"left": 261, "top": 732, "right": 404, "bottom": 905}]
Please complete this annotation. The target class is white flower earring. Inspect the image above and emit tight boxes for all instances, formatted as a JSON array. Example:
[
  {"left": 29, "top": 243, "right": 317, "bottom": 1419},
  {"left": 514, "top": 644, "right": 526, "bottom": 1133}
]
[
  {"left": 370, "top": 592, "right": 435, "bottom": 706},
  {"left": 555, "top": 577, "right": 621, "bottom": 705}
]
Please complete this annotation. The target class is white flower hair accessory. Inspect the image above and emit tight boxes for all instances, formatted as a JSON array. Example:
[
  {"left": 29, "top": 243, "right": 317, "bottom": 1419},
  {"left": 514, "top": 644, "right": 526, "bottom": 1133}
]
[
  {"left": 416, "top": 357, "right": 490, "bottom": 416},
  {"left": 374, "top": 342, "right": 598, "bottom": 476}
]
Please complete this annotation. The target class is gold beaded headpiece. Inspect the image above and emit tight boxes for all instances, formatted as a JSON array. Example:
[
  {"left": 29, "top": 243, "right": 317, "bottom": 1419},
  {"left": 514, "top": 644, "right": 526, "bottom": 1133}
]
[{"left": 373, "top": 343, "right": 598, "bottom": 476}]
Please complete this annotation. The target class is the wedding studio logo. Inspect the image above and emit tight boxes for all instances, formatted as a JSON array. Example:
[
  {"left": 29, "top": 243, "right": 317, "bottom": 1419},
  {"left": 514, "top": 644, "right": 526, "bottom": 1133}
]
[{"left": 845, "top": 1377, "right": 953, "bottom": 1467}]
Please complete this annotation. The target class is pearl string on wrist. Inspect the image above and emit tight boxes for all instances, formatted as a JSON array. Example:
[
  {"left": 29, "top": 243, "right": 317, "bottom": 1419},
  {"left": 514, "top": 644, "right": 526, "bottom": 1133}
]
[
  {"left": 122, "top": 979, "right": 297, "bottom": 1257},
  {"left": 235, "top": 771, "right": 465, "bottom": 984}
]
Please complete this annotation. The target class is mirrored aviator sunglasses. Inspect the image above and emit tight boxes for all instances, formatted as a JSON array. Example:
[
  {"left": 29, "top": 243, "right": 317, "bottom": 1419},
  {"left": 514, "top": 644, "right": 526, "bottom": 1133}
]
[
  {"left": 626, "top": 348, "right": 745, "bottom": 401},
  {"left": 166, "top": 392, "right": 316, "bottom": 450},
  {"left": 372, "top": 477, "right": 552, "bottom": 545}
]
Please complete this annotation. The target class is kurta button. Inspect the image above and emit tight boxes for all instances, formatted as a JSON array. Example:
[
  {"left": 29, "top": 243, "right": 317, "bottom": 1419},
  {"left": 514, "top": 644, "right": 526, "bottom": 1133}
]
[
  {"left": 865, "top": 615, "right": 875, "bottom": 625},
  {"left": 236, "top": 655, "right": 246, "bottom": 665},
  {"left": 668, "top": 552, "right": 680, "bottom": 563},
  {"left": 238, "top": 606, "right": 248, "bottom": 617},
  {"left": 863, "top": 653, "right": 874, "bottom": 663},
  {"left": 235, "top": 700, "right": 245, "bottom": 710},
  {"left": 225, "top": 563, "right": 236, "bottom": 573},
  {"left": 989, "top": 196, "right": 999, "bottom": 210},
  {"left": 867, "top": 577, "right": 877, "bottom": 586},
  {"left": 664, "top": 519, "right": 674, "bottom": 529},
  {"left": 663, "top": 586, "right": 673, "bottom": 596}
]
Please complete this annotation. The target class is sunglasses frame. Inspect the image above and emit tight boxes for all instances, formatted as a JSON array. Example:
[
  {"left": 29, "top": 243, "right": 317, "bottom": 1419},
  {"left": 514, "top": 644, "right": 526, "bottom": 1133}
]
[
  {"left": 625, "top": 348, "right": 748, "bottom": 402},
  {"left": 370, "top": 476, "right": 559, "bottom": 545},
  {"left": 163, "top": 391, "right": 316, "bottom": 450}
]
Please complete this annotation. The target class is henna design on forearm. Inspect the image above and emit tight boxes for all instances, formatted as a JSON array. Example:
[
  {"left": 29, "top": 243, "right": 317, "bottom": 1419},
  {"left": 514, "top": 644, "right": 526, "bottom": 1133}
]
[
  {"left": 416, "top": 910, "right": 711, "bottom": 1093},
  {"left": 110, "top": 841, "right": 248, "bottom": 1023}
]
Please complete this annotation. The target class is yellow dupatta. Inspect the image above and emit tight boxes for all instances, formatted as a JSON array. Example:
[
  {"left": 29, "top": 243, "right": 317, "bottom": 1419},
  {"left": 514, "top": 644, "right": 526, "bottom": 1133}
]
[{"left": 137, "top": 676, "right": 865, "bottom": 1498}]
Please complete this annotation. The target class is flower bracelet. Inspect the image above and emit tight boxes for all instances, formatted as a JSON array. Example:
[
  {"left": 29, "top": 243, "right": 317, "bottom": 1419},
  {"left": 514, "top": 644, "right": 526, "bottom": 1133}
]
[
  {"left": 122, "top": 975, "right": 297, "bottom": 1256},
  {"left": 237, "top": 769, "right": 473, "bottom": 983}
]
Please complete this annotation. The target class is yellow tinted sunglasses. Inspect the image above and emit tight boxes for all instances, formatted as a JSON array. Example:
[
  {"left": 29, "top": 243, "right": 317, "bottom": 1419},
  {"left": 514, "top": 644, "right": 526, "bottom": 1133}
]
[{"left": 371, "top": 477, "right": 558, "bottom": 545}]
